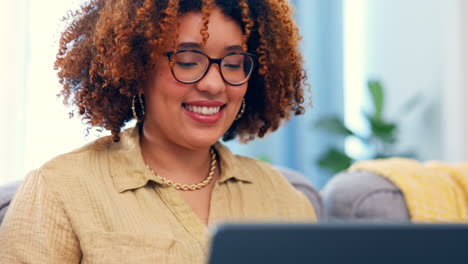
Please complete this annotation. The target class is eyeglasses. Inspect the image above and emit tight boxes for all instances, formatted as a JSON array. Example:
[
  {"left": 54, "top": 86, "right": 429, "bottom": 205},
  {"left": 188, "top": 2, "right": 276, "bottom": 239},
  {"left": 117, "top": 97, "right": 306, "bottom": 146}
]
[{"left": 165, "top": 49, "right": 257, "bottom": 86}]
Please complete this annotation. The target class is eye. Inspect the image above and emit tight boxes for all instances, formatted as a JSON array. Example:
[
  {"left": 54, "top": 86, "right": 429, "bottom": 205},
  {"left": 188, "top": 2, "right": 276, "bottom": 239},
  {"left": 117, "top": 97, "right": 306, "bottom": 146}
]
[
  {"left": 173, "top": 51, "right": 206, "bottom": 69},
  {"left": 223, "top": 63, "right": 241, "bottom": 69},
  {"left": 176, "top": 62, "right": 198, "bottom": 68},
  {"left": 222, "top": 55, "right": 244, "bottom": 71}
]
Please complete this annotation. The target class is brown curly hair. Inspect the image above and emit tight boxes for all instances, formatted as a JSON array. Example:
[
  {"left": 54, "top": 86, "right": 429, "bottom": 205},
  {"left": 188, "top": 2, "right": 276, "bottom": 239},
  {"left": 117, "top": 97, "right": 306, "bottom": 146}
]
[{"left": 55, "top": 0, "right": 307, "bottom": 142}]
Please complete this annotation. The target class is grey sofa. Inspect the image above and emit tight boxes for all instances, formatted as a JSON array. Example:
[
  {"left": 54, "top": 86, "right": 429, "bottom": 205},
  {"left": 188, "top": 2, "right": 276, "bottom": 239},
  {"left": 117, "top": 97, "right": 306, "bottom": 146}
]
[
  {"left": 274, "top": 166, "right": 323, "bottom": 219},
  {"left": 321, "top": 170, "right": 410, "bottom": 221},
  {"left": 0, "top": 181, "right": 21, "bottom": 226},
  {"left": 0, "top": 167, "right": 323, "bottom": 226}
]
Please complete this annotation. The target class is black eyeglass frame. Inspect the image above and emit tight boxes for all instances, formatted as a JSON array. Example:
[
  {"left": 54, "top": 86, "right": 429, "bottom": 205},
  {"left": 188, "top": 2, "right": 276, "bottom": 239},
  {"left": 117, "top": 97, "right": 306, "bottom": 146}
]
[{"left": 165, "top": 49, "right": 258, "bottom": 86}]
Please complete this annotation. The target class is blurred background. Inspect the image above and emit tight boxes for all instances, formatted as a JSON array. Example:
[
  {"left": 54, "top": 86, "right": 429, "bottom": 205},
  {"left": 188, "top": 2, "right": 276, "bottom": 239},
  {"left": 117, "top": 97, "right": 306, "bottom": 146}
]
[{"left": 1, "top": 0, "right": 467, "bottom": 188}]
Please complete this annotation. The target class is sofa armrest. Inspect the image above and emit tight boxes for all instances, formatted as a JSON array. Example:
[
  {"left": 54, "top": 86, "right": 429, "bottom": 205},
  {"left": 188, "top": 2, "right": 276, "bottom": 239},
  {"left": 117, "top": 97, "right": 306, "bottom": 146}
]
[{"left": 321, "top": 170, "right": 410, "bottom": 221}]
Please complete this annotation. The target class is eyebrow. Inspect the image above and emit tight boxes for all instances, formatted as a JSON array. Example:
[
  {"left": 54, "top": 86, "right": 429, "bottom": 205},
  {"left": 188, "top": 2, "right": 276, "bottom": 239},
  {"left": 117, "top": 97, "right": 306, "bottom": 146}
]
[
  {"left": 225, "top": 45, "right": 243, "bottom": 52},
  {"left": 178, "top": 42, "right": 202, "bottom": 49},
  {"left": 178, "top": 42, "right": 243, "bottom": 52}
]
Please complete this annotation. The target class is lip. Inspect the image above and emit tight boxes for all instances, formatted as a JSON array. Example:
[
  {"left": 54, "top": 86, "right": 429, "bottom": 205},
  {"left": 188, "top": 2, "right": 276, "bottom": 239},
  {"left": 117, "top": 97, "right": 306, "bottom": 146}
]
[{"left": 182, "top": 101, "right": 226, "bottom": 124}]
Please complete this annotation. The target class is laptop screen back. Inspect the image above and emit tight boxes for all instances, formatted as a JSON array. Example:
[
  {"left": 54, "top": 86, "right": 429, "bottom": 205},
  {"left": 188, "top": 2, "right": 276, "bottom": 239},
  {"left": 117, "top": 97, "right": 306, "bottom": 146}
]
[{"left": 208, "top": 223, "right": 468, "bottom": 264}]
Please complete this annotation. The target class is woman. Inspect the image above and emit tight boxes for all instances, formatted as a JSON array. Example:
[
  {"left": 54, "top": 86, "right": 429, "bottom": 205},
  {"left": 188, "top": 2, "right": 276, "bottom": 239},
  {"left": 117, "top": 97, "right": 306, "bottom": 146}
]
[{"left": 0, "top": 0, "right": 315, "bottom": 263}]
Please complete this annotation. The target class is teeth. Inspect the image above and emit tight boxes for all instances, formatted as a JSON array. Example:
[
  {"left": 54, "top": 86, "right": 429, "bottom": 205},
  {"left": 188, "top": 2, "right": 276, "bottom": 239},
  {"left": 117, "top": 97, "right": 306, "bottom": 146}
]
[{"left": 185, "top": 105, "right": 221, "bottom": 115}]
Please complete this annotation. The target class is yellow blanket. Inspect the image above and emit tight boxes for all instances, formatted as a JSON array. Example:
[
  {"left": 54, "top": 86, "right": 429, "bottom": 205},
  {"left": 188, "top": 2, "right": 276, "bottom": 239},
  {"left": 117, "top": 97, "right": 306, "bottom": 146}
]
[{"left": 350, "top": 158, "right": 468, "bottom": 222}]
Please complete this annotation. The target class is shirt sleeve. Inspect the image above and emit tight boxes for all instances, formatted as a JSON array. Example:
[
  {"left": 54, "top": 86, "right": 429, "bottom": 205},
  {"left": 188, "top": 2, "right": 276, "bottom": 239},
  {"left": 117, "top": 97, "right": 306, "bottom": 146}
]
[
  {"left": 0, "top": 170, "right": 82, "bottom": 263},
  {"left": 298, "top": 191, "right": 318, "bottom": 222}
]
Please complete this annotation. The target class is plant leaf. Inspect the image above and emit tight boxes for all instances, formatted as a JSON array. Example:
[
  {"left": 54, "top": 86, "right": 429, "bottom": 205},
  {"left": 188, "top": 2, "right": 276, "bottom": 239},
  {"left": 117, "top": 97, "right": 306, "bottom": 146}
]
[
  {"left": 317, "top": 147, "right": 354, "bottom": 174},
  {"left": 315, "top": 116, "right": 355, "bottom": 137},
  {"left": 368, "top": 80, "right": 384, "bottom": 120},
  {"left": 365, "top": 113, "right": 397, "bottom": 143}
]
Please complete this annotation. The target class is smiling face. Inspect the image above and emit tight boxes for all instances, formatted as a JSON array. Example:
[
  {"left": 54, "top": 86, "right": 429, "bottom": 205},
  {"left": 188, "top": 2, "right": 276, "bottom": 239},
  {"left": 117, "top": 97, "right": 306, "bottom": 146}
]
[{"left": 141, "top": 7, "right": 247, "bottom": 150}]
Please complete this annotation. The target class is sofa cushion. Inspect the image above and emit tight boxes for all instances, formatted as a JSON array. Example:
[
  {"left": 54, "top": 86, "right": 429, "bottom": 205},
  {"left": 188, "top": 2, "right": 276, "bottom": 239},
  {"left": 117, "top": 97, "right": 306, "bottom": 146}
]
[{"left": 321, "top": 170, "right": 410, "bottom": 221}]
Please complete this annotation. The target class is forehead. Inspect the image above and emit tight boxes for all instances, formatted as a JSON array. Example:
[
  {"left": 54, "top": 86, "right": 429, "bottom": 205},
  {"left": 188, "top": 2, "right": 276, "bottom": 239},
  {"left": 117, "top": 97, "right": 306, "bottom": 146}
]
[{"left": 176, "top": 8, "right": 243, "bottom": 53}]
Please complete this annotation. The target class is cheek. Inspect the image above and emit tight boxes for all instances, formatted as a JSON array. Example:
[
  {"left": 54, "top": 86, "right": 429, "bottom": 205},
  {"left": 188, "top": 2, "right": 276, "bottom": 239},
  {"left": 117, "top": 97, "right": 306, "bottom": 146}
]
[
  {"left": 145, "top": 67, "right": 180, "bottom": 97},
  {"left": 155, "top": 66, "right": 172, "bottom": 84},
  {"left": 229, "top": 85, "right": 248, "bottom": 101},
  {"left": 145, "top": 59, "right": 173, "bottom": 84}
]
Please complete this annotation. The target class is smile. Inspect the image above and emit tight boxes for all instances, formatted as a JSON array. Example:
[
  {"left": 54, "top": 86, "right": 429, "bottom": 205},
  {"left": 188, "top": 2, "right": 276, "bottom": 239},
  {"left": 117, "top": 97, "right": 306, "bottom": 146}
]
[
  {"left": 182, "top": 102, "right": 226, "bottom": 124},
  {"left": 183, "top": 104, "right": 222, "bottom": 116}
]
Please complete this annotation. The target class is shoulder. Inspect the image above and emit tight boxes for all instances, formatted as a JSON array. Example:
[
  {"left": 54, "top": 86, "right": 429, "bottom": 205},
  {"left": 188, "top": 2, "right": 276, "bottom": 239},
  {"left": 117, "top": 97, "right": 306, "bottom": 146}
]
[
  {"left": 31, "top": 126, "right": 142, "bottom": 196},
  {"left": 24, "top": 134, "right": 121, "bottom": 216},
  {"left": 37, "top": 135, "right": 114, "bottom": 185},
  {"left": 42, "top": 135, "right": 112, "bottom": 168}
]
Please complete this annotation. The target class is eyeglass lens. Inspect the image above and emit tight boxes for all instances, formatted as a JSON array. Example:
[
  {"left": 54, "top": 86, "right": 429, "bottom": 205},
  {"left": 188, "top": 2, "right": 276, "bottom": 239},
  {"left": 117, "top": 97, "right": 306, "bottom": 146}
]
[{"left": 171, "top": 51, "right": 254, "bottom": 85}]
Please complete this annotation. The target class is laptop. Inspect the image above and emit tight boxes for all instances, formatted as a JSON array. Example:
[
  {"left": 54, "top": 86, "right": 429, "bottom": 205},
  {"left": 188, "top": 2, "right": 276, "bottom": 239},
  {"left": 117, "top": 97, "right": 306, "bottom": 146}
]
[{"left": 207, "top": 223, "right": 468, "bottom": 264}]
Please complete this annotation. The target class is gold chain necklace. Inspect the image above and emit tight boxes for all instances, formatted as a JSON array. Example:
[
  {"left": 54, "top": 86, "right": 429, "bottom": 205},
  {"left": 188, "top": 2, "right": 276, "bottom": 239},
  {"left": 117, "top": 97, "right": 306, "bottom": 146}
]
[{"left": 145, "top": 148, "right": 216, "bottom": 191}]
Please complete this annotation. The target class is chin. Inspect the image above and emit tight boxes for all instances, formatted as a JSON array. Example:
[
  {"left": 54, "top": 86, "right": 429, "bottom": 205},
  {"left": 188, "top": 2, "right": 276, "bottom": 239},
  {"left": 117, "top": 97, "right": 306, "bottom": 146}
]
[
  {"left": 182, "top": 125, "right": 228, "bottom": 146},
  {"left": 191, "top": 138, "right": 221, "bottom": 149},
  {"left": 184, "top": 133, "right": 224, "bottom": 149}
]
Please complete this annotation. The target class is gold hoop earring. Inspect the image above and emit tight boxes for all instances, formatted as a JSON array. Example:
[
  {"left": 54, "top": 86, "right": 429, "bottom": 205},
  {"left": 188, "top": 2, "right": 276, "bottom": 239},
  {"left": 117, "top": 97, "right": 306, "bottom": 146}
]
[
  {"left": 132, "top": 94, "right": 145, "bottom": 123},
  {"left": 138, "top": 94, "right": 145, "bottom": 117},
  {"left": 235, "top": 99, "right": 246, "bottom": 120}
]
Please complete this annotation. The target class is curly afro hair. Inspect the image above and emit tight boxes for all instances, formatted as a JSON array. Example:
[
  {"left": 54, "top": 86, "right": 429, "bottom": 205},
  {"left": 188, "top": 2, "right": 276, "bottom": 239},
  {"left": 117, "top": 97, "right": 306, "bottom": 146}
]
[{"left": 55, "top": 0, "right": 308, "bottom": 142}]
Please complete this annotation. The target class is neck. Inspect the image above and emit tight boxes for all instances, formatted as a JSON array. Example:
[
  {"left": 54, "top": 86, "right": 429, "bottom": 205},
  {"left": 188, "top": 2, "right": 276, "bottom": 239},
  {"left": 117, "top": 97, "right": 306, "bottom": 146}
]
[{"left": 139, "top": 125, "right": 214, "bottom": 184}]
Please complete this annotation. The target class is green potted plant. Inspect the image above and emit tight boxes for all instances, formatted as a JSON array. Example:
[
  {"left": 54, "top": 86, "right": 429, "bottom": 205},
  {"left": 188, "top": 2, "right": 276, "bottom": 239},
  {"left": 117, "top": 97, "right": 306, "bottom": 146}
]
[{"left": 315, "top": 80, "right": 420, "bottom": 174}]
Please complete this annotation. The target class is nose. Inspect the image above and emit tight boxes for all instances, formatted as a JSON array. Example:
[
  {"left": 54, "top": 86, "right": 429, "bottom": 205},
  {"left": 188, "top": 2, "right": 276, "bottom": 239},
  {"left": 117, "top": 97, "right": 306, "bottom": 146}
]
[{"left": 195, "top": 64, "right": 225, "bottom": 95}]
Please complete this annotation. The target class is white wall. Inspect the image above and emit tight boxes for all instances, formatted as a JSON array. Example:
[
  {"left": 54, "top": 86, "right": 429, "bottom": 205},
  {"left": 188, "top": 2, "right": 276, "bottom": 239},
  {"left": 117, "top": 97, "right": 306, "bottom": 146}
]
[
  {"left": 0, "top": 0, "right": 104, "bottom": 184},
  {"left": 355, "top": 0, "right": 468, "bottom": 162},
  {"left": 0, "top": 0, "right": 28, "bottom": 184},
  {"left": 440, "top": 0, "right": 468, "bottom": 161},
  {"left": 23, "top": 0, "right": 107, "bottom": 179},
  {"left": 461, "top": 1, "right": 468, "bottom": 160}
]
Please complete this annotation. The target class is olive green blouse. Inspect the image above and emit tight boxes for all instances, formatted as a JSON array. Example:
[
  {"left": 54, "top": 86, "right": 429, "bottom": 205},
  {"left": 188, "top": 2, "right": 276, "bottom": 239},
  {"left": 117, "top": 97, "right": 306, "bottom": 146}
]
[{"left": 0, "top": 127, "right": 316, "bottom": 263}]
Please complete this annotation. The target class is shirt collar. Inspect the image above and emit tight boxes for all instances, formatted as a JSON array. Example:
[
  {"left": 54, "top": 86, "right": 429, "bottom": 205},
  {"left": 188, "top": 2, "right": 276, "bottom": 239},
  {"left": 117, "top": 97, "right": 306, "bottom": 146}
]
[
  {"left": 109, "top": 126, "right": 253, "bottom": 193},
  {"left": 109, "top": 126, "right": 164, "bottom": 193},
  {"left": 214, "top": 142, "right": 254, "bottom": 184}
]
